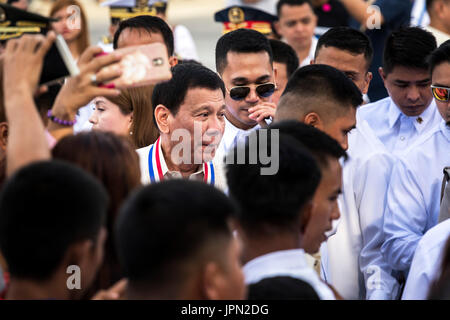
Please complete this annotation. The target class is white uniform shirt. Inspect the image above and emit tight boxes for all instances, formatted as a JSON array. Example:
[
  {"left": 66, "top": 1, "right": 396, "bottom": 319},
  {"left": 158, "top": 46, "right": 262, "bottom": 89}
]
[
  {"left": 402, "top": 219, "right": 450, "bottom": 300},
  {"left": 243, "top": 249, "right": 336, "bottom": 300},
  {"left": 381, "top": 121, "right": 450, "bottom": 274},
  {"left": 299, "top": 36, "right": 318, "bottom": 67},
  {"left": 357, "top": 97, "right": 442, "bottom": 157},
  {"left": 136, "top": 137, "right": 227, "bottom": 192},
  {"left": 321, "top": 114, "right": 400, "bottom": 300},
  {"left": 173, "top": 25, "right": 199, "bottom": 61},
  {"left": 215, "top": 117, "right": 262, "bottom": 162}
]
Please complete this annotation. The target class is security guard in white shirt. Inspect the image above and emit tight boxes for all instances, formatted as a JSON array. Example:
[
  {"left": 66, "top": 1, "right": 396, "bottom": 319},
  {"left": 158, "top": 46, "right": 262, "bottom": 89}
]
[
  {"left": 381, "top": 40, "right": 450, "bottom": 282},
  {"left": 357, "top": 27, "right": 442, "bottom": 157}
]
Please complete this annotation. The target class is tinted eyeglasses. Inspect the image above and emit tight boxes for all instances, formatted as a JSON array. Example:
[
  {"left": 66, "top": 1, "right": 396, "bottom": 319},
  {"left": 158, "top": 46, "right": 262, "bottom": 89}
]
[
  {"left": 227, "top": 83, "right": 276, "bottom": 101},
  {"left": 431, "top": 85, "right": 450, "bottom": 102}
]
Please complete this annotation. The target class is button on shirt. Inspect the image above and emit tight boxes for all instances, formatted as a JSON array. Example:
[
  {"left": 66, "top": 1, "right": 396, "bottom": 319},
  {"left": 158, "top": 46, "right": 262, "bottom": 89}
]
[
  {"left": 136, "top": 137, "right": 227, "bottom": 192},
  {"left": 381, "top": 121, "right": 450, "bottom": 274},
  {"left": 402, "top": 219, "right": 450, "bottom": 300},
  {"left": 357, "top": 97, "right": 442, "bottom": 156},
  {"left": 243, "top": 249, "right": 336, "bottom": 300}
]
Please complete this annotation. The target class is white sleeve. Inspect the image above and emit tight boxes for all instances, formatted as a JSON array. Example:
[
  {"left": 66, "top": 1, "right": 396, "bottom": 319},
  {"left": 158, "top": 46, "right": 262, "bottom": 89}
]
[{"left": 357, "top": 152, "right": 400, "bottom": 300}]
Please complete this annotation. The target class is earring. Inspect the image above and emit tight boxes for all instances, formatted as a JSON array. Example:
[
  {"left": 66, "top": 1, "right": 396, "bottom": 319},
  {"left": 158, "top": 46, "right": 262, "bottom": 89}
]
[{"left": 129, "top": 131, "right": 133, "bottom": 136}]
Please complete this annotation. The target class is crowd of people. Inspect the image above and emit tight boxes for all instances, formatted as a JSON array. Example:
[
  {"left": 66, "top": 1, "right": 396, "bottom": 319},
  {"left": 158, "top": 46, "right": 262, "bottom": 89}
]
[{"left": 0, "top": 0, "right": 449, "bottom": 300}]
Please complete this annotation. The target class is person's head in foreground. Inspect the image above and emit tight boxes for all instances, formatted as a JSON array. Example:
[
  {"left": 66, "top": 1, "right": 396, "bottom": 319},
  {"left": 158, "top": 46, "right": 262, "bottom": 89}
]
[
  {"left": 275, "top": 64, "right": 362, "bottom": 150},
  {"left": 269, "top": 120, "right": 345, "bottom": 254},
  {"left": 226, "top": 129, "right": 321, "bottom": 262},
  {"left": 0, "top": 160, "right": 108, "bottom": 300},
  {"left": 115, "top": 179, "right": 246, "bottom": 300}
]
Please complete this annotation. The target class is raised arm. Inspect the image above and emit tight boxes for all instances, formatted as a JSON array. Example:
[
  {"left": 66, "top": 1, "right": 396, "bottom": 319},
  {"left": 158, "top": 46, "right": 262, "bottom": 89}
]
[{"left": 3, "top": 33, "right": 56, "bottom": 176}]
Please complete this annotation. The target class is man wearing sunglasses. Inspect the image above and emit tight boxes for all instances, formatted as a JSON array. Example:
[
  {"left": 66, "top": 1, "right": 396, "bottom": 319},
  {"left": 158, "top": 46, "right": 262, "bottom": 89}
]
[
  {"left": 381, "top": 40, "right": 450, "bottom": 292},
  {"left": 215, "top": 29, "right": 278, "bottom": 157}
]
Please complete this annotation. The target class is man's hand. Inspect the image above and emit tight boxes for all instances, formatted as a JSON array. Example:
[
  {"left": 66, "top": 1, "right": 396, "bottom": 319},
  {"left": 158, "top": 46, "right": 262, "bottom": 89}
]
[
  {"left": 92, "top": 278, "right": 128, "bottom": 300},
  {"left": 51, "top": 45, "right": 123, "bottom": 118},
  {"left": 3, "top": 32, "right": 56, "bottom": 96},
  {"left": 248, "top": 102, "right": 276, "bottom": 128}
]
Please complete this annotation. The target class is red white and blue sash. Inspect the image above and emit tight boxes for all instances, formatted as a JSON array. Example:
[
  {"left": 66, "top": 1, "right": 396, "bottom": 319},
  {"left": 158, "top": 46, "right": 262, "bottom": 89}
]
[{"left": 148, "top": 137, "right": 215, "bottom": 185}]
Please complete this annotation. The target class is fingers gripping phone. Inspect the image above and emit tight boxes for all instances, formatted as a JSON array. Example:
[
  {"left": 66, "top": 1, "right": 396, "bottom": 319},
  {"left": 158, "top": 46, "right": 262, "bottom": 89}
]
[{"left": 98, "top": 43, "right": 172, "bottom": 89}]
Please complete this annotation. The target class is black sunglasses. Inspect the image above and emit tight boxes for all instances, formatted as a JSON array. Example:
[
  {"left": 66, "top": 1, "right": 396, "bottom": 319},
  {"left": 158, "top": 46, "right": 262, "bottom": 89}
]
[{"left": 227, "top": 83, "right": 276, "bottom": 101}]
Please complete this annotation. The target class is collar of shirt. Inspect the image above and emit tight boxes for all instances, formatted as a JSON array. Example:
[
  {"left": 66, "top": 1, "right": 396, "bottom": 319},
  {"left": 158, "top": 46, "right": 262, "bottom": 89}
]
[
  {"left": 222, "top": 117, "right": 261, "bottom": 152},
  {"left": 243, "top": 249, "right": 310, "bottom": 285},
  {"left": 300, "top": 36, "right": 318, "bottom": 67},
  {"left": 156, "top": 136, "right": 205, "bottom": 181},
  {"left": 388, "top": 98, "right": 436, "bottom": 134}
]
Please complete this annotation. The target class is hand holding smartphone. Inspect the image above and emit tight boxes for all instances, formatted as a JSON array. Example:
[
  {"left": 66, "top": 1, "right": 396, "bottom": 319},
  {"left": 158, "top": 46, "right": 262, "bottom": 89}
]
[{"left": 97, "top": 43, "right": 172, "bottom": 89}]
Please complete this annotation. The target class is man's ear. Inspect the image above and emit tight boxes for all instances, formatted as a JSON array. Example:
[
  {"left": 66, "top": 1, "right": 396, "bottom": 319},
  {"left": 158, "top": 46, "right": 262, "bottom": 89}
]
[
  {"left": 0, "top": 122, "right": 8, "bottom": 151},
  {"left": 273, "top": 67, "right": 278, "bottom": 89},
  {"left": 299, "top": 200, "right": 314, "bottom": 234},
  {"left": 202, "top": 261, "right": 224, "bottom": 300},
  {"left": 169, "top": 56, "right": 178, "bottom": 67},
  {"left": 154, "top": 104, "right": 171, "bottom": 134},
  {"left": 362, "top": 71, "right": 373, "bottom": 95},
  {"left": 378, "top": 67, "right": 386, "bottom": 82},
  {"left": 303, "top": 112, "right": 323, "bottom": 130}
]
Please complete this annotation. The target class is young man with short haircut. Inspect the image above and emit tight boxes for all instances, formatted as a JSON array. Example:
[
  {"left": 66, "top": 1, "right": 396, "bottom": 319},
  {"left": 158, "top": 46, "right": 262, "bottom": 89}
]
[
  {"left": 358, "top": 27, "right": 441, "bottom": 156},
  {"left": 227, "top": 125, "right": 345, "bottom": 299},
  {"left": 136, "top": 63, "right": 227, "bottom": 190},
  {"left": 215, "top": 28, "right": 278, "bottom": 157},
  {"left": 275, "top": 64, "right": 362, "bottom": 151},
  {"left": 269, "top": 39, "right": 299, "bottom": 105},
  {"left": 313, "top": 26, "right": 373, "bottom": 97},
  {"left": 0, "top": 161, "right": 108, "bottom": 300},
  {"left": 115, "top": 180, "right": 246, "bottom": 300},
  {"left": 382, "top": 40, "right": 450, "bottom": 282},
  {"left": 275, "top": 0, "right": 318, "bottom": 67}
]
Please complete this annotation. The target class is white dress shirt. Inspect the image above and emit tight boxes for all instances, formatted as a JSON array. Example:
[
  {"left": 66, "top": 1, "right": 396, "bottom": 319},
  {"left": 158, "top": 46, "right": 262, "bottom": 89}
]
[
  {"left": 299, "top": 36, "right": 318, "bottom": 67},
  {"left": 215, "top": 117, "right": 262, "bottom": 162},
  {"left": 381, "top": 121, "right": 450, "bottom": 274},
  {"left": 424, "top": 25, "right": 450, "bottom": 47},
  {"left": 243, "top": 249, "right": 336, "bottom": 300},
  {"left": 173, "top": 25, "right": 199, "bottom": 61},
  {"left": 321, "top": 114, "right": 400, "bottom": 300},
  {"left": 402, "top": 219, "right": 450, "bottom": 300},
  {"left": 357, "top": 97, "right": 442, "bottom": 157},
  {"left": 136, "top": 137, "right": 227, "bottom": 192}
]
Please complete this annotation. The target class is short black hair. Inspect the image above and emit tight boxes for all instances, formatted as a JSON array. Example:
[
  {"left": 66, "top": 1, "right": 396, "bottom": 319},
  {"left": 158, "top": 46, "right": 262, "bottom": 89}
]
[
  {"left": 0, "top": 161, "right": 108, "bottom": 281},
  {"left": 248, "top": 276, "right": 320, "bottom": 300},
  {"left": 226, "top": 130, "right": 321, "bottom": 235},
  {"left": 113, "top": 15, "right": 174, "bottom": 55},
  {"left": 428, "top": 40, "right": 450, "bottom": 74},
  {"left": 270, "top": 39, "right": 299, "bottom": 78},
  {"left": 215, "top": 28, "right": 273, "bottom": 75},
  {"left": 152, "top": 63, "right": 225, "bottom": 124},
  {"left": 383, "top": 27, "right": 437, "bottom": 74},
  {"left": 315, "top": 27, "right": 374, "bottom": 70},
  {"left": 115, "top": 180, "right": 238, "bottom": 296},
  {"left": 269, "top": 120, "right": 347, "bottom": 168},
  {"left": 277, "top": 64, "right": 362, "bottom": 119},
  {"left": 277, "top": 0, "right": 313, "bottom": 17}
]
